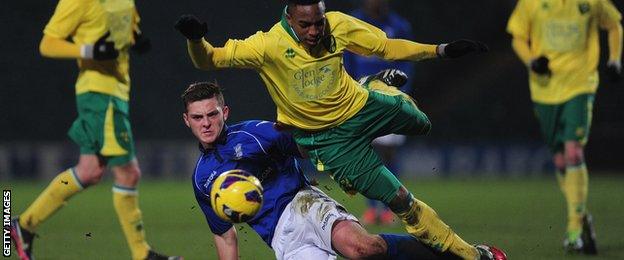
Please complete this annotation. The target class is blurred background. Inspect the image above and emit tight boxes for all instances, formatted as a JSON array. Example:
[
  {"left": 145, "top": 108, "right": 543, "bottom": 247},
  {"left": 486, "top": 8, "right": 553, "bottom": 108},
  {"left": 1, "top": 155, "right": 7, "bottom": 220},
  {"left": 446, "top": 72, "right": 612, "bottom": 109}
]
[{"left": 1, "top": 0, "right": 623, "bottom": 180}]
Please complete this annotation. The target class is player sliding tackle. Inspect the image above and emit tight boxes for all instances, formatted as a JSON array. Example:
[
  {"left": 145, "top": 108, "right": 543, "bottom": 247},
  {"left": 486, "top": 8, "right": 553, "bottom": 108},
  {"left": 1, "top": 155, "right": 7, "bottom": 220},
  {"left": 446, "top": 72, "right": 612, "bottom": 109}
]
[
  {"left": 183, "top": 81, "right": 443, "bottom": 260},
  {"left": 175, "top": 0, "right": 505, "bottom": 259}
]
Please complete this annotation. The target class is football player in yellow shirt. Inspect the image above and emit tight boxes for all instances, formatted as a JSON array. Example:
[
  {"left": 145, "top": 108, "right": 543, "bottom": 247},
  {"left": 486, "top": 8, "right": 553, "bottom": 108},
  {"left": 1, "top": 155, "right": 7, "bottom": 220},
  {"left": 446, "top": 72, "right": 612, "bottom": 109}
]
[
  {"left": 9, "top": 0, "right": 181, "bottom": 259},
  {"left": 507, "top": 0, "right": 622, "bottom": 255},
  {"left": 175, "top": 0, "right": 506, "bottom": 259}
]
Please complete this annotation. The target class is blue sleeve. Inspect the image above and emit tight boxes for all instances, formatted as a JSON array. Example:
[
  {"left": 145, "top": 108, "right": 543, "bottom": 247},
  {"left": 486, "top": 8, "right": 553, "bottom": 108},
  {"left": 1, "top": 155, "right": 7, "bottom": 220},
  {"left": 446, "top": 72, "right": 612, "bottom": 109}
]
[{"left": 193, "top": 183, "right": 233, "bottom": 235}]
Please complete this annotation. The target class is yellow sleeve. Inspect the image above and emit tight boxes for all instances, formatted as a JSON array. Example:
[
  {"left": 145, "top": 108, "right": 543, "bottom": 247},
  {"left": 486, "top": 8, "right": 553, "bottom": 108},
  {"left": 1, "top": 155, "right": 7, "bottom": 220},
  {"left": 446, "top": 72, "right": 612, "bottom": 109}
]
[
  {"left": 598, "top": 0, "right": 623, "bottom": 61},
  {"left": 43, "top": 0, "right": 86, "bottom": 39},
  {"left": 511, "top": 37, "right": 532, "bottom": 66},
  {"left": 506, "top": 0, "right": 531, "bottom": 41},
  {"left": 341, "top": 12, "right": 436, "bottom": 61},
  {"left": 39, "top": 34, "right": 81, "bottom": 58},
  {"left": 188, "top": 32, "right": 265, "bottom": 70}
]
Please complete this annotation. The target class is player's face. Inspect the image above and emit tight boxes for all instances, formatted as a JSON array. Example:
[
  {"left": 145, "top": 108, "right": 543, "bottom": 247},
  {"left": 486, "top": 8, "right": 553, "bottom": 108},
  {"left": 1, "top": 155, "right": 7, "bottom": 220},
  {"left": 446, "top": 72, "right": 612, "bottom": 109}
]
[
  {"left": 183, "top": 97, "right": 229, "bottom": 148},
  {"left": 286, "top": 2, "right": 326, "bottom": 49}
]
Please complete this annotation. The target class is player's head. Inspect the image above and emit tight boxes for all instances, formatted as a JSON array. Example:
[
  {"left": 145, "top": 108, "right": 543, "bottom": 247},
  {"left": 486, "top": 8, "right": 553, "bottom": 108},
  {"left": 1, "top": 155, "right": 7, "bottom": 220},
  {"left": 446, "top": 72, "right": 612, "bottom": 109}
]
[
  {"left": 285, "top": 0, "right": 326, "bottom": 49},
  {"left": 181, "top": 81, "right": 229, "bottom": 148}
]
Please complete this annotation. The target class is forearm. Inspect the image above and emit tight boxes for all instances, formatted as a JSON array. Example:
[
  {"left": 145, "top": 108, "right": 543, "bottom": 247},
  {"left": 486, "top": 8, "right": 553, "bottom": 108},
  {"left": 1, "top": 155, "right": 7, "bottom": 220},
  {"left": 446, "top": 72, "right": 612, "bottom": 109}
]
[
  {"left": 39, "top": 34, "right": 81, "bottom": 59},
  {"left": 511, "top": 37, "right": 532, "bottom": 65},
  {"left": 382, "top": 38, "right": 438, "bottom": 61},
  {"left": 188, "top": 39, "right": 216, "bottom": 70},
  {"left": 608, "top": 23, "right": 623, "bottom": 62}
]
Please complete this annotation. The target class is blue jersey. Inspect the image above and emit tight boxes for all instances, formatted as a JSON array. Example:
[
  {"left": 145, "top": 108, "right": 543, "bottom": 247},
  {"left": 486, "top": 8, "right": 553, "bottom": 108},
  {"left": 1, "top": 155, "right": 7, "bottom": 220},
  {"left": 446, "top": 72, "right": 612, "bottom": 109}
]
[
  {"left": 343, "top": 9, "right": 415, "bottom": 93},
  {"left": 192, "top": 120, "right": 308, "bottom": 246}
]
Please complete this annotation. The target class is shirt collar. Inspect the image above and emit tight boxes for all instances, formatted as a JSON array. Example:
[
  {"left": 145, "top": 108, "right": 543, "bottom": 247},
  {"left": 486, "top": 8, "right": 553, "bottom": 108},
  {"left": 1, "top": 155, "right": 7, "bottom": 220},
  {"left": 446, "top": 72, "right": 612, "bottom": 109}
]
[{"left": 280, "top": 6, "right": 301, "bottom": 42}]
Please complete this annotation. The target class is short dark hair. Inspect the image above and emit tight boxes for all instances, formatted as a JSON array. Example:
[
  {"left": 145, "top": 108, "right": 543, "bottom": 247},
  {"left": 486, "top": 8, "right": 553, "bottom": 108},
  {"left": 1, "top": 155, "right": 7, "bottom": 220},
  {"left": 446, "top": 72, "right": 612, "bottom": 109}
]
[
  {"left": 181, "top": 81, "right": 225, "bottom": 111},
  {"left": 286, "top": 0, "right": 324, "bottom": 14}
]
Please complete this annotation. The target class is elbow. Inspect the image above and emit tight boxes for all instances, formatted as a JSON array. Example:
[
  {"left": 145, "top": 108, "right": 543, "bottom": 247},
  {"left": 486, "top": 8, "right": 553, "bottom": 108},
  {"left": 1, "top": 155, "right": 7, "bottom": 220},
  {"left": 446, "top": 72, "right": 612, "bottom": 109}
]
[{"left": 39, "top": 38, "right": 52, "bottom": 57}]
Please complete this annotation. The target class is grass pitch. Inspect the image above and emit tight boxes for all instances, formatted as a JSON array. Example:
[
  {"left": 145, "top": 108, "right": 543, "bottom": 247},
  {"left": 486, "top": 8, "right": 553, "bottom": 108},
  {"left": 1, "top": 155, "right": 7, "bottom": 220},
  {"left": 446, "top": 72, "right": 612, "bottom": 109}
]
[{"left": 5, "top": 175, "right": 624, "bottom": 259}]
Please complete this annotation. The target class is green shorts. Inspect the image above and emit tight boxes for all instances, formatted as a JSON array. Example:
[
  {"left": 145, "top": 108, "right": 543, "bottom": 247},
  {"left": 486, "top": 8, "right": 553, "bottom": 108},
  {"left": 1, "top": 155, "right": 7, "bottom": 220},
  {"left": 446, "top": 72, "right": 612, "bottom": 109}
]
[
  {"left": 292, "top": 83, "right": 430, "bottom": 204},
  {"left": 68, "top": 92, "right": 135, "bottom": 166},
  {"left": 534, "top": 94, "right": 594, "bottom": 153}
]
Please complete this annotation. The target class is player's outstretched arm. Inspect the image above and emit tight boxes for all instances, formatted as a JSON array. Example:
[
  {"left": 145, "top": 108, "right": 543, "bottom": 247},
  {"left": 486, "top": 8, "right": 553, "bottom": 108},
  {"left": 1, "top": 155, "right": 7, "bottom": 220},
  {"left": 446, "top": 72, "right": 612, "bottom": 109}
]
[
  {"left": 213, "top": 226, "right": 239, "bottom": 260},
  {"left": 175, "top": 14, "right": 216, "bottom": 70},
  {"left": 39, "top": 32, "right": 118, "bottom": 60},
  {"left": 381, "top": 38, "right": 488, "bottom": 61}
]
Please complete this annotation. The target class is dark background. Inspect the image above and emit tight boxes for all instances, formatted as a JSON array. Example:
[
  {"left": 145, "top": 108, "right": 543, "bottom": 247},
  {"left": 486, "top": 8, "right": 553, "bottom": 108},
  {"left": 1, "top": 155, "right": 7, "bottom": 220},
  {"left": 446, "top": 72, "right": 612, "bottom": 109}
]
[{"left": 1, "top": 0, "right": 622, "bottom": 170}]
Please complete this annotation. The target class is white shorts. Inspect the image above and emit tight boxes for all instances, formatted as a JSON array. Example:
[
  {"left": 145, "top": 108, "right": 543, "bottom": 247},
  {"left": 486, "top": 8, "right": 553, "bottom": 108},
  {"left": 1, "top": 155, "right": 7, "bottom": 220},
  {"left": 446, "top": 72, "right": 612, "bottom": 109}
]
[
  {"left": 271, "top": 186, "right": 358, "bottom": 260},
  {"left": 372, "top": 134, "right": 406, "bottom": 147}
]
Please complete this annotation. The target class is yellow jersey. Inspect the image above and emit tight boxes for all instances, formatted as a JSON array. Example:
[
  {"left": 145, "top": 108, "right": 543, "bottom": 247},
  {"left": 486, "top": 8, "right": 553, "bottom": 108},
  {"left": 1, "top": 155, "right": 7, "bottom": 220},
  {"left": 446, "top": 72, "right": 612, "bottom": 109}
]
[
  {"left": 44, "top": 0, "right": 139, "bottom": 101},
  {"left": 507, "top": 0, "right": 622, "bottom": 104},
  {"left": 200, "top": 11, "right": 436, "bottom": 130}
]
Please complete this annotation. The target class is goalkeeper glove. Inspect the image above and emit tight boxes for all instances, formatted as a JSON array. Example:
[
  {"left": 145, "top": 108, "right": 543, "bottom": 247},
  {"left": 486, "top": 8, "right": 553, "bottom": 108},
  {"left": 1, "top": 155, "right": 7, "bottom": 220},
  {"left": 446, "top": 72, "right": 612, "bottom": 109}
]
[
  {"left": 437, "top": 39, "right": 488, "bottom": 58},
  {"left": 606, "top": 60, "right": 621, "bottom": 83},
  {"left": 175, "top": 15, "right": 208, "bottom": 41},
  {"left": 530, "top": 56, "right": 551, "bottom": 75},
  {"left": 131, "top": 31, "right": 151, "bottom": 54},
  {"left": 81, "top": 32, "right": 118, "bottom": 60}
]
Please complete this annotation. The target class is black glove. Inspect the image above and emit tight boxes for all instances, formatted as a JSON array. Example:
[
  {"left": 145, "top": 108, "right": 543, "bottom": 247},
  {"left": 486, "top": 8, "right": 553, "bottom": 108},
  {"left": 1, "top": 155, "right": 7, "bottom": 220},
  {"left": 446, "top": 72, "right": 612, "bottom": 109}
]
[
  {"left": 131, "top": 31, "right": 151, "bottom": 54},
  {"left": 84, "top": 32, "right": 118, "bottom": 60},
  {"left": 439, "top": 39, "right": 489, "bottom": 58},
  {"left": 174, "top": 15, "right": 208, "bottom": 41},
  {"left": 606, "top": 61, "right": 622, "bottom": 82},
  {"left": 530, "top": 56, "right": 551, "bottom": 75}
]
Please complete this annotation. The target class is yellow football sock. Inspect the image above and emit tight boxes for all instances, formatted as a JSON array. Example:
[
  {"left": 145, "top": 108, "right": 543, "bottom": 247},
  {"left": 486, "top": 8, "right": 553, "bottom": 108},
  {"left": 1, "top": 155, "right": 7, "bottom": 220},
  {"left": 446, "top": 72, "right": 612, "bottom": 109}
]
[
  {"left": 564, "top": 164, "right": 588, "bottom": 238},
  {"left": 20, "top": 168, "right": 84, "bottom": 231},
  {"left": 113, "top": 186, "right": 150, "bottom": 260},
  {"left": 396, "top": 198, "right": 478, "bottom": 260}
]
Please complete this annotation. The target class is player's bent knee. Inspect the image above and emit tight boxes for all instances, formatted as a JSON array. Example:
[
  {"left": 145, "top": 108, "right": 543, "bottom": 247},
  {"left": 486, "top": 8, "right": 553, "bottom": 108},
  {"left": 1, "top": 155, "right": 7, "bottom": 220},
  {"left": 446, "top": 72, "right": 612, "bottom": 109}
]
[
  {"left": 342, "top": 236, "right": 386, "bottom": 259},
  {"left": 75, "top": 165, "right": 106, "bottom": 186}
]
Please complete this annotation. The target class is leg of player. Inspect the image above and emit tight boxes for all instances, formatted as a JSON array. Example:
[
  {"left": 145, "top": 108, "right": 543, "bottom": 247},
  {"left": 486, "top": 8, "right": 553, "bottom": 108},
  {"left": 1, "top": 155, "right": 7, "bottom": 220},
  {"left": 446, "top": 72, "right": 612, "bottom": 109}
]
[
  {"left": 331, "top": 220, "right": 442, "bottom": 259},
  {"left": 112, "top": 160, "right": 182, "bottom": 260},
  {"left": 561, "top": 141, "right": 596, "bottom": 254},
  {"left": 12, "top": 155, "right": 104, "bottom": 260}
]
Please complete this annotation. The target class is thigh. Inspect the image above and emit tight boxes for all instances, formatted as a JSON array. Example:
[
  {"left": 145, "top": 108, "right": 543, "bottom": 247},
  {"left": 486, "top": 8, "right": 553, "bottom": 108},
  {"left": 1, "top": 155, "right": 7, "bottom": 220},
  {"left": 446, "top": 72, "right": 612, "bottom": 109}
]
[
  {"left": 69, "top": 93, "right": 135, "bottom": 166},
  {"left": 533, "top": 102, "right": 564, "bottom": 153},
  {"left": 561, "top": 94, "right": 594, "bottom": 146}
]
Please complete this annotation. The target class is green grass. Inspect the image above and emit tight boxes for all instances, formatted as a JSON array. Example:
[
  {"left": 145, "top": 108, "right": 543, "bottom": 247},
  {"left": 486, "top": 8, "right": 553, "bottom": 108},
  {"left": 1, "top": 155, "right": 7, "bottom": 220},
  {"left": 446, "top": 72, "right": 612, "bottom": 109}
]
[{"left": 5, "top": 175, "right": 624, "bottom": 259}]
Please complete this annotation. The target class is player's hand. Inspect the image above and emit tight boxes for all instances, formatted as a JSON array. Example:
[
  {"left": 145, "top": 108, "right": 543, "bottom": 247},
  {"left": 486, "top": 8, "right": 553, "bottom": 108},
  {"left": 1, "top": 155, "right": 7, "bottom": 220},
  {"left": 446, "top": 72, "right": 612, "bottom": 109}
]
[
  {"left": 606, "top": 60, "right": 621, "bottom": 82},
  {"left": 175, "top": 15, "right": 208, "bottom": 41},
  {"left": 131, "top": 31, "right": 151, "bottom": 55},
  {"left": 530, "top": 56, "right": 551, "bottom": 75},
  {"left": 81, "top": 32, "right": 119, "bottom": 60},
  {"left": 438, "top": 39, "right": 489, "bottom": 58}
]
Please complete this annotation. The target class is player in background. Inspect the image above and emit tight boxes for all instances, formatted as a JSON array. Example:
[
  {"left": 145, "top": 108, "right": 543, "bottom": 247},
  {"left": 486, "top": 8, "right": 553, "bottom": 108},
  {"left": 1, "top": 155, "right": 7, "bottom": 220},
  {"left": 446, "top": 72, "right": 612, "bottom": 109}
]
[
  {"left": 175, "top": 0, "right": 506, "bottom": 259},
  {"left": 507, "top": 0, "right": 622, "bottom": 255},
  {"left": 343, "top": 0, "right": 414, "bottom": 226},
  {"left": 183, "top": 81, "right": 448, "bottom": 260},
  {"left": 9, "top": 0, "right": 181, "bottom": 259}
]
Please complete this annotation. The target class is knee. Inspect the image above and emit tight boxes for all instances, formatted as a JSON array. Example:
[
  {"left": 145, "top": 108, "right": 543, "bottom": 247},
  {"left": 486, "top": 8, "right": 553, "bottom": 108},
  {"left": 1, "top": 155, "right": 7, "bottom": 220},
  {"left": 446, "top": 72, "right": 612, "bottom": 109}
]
[
  {"left": 553, "top": 153, "right": 566, "bottom": 171},
  {"left": 75, "top": 163, "right": 106, "bottom": 186},
  {"left": 113, "top": 163, "right": 142, "bottom": 187},
  {"left": 564, "top": 144, "right": 584, "bottom": 166}
]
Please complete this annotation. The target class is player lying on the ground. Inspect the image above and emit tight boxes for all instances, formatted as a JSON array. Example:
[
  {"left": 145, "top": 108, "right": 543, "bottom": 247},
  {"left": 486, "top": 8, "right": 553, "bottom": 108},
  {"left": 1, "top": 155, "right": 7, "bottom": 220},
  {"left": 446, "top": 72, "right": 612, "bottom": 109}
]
[{"left": 181, "top": 81, "right": 455, "bottom": 260}]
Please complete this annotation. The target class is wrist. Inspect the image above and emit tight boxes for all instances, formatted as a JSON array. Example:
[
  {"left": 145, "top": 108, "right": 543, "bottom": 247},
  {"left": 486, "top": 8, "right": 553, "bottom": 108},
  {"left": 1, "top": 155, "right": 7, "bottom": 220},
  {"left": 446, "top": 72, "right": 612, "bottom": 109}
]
[{"left": 81, "top": 45, "right": 94, "bottom": 59}]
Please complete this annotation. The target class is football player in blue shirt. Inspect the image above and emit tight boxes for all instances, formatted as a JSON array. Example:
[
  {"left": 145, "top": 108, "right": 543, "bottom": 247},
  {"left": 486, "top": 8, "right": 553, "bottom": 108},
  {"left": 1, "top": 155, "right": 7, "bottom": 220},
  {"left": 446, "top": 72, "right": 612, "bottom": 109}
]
[{"left": 182, "top": 81, "right": 443, "bottom": 260}]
